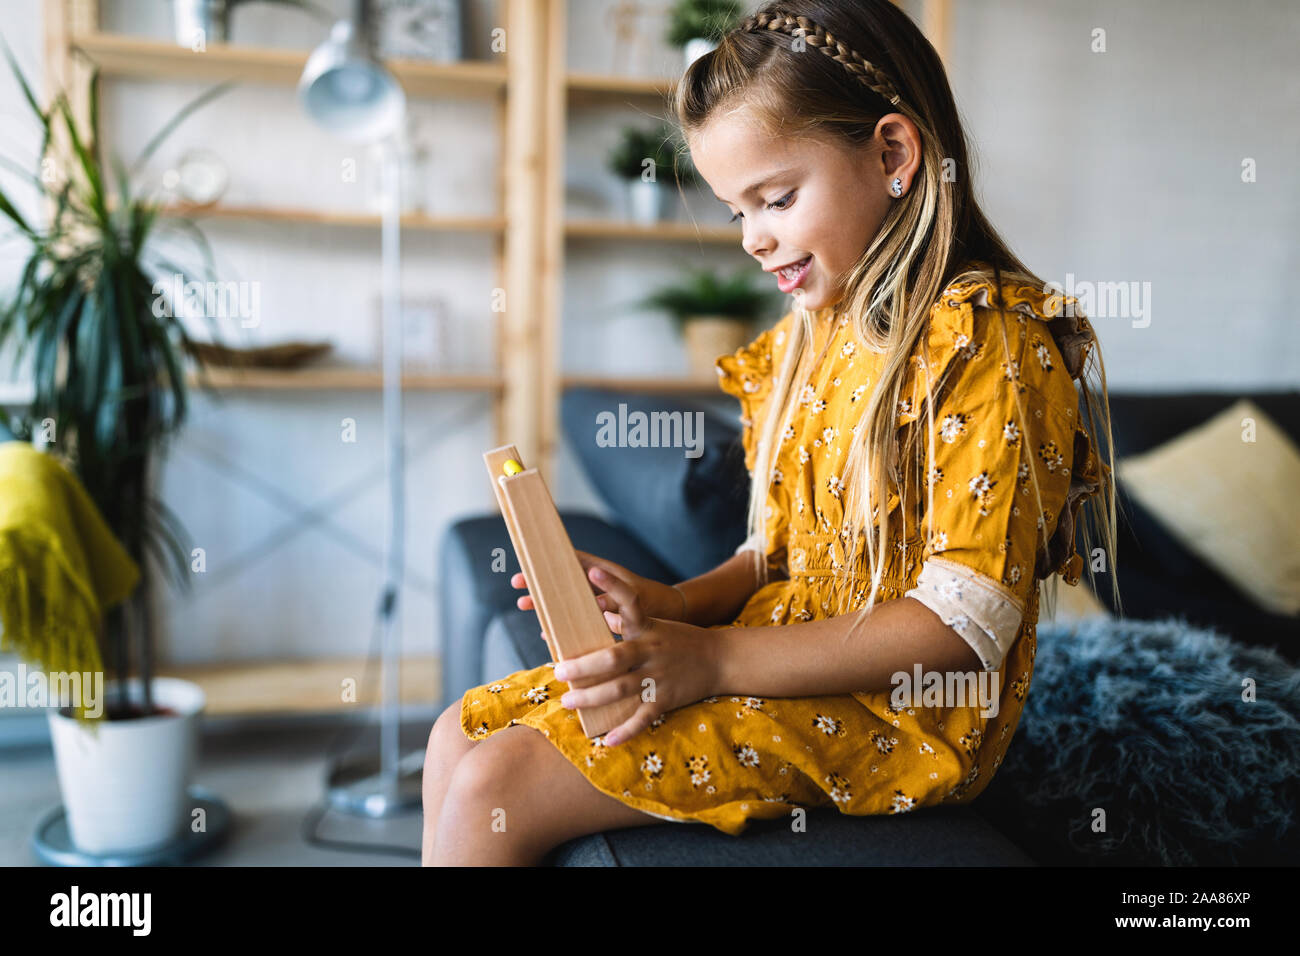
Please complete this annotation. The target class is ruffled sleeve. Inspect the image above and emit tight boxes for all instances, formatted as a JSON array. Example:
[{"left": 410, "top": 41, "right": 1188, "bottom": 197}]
[{"left": 900, "top": 277, "right": 1107, "bottom": 670}]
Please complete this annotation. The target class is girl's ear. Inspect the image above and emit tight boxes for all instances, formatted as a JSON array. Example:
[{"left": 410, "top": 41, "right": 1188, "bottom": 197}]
[{"left": 875, "top": 112, "right": 923, "bottom": 196}]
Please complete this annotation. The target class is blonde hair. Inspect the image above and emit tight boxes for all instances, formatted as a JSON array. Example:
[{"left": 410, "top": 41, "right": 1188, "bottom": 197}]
[{"left": 674, "top": 1, "right": 1123, "bottom": 633}]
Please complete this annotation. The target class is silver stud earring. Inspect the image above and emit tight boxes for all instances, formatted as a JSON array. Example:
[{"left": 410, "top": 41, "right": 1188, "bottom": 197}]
[{"left": 890, "top": 177, "right": 903, "bottom": 197}]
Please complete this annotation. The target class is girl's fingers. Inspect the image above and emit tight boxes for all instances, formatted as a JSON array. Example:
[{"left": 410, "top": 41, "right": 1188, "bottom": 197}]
[
  {"left": 560, "top": 673, "right": 642, "bottom": 710},
  {"left": 601, "top": 701, "right": 658, "bottom": 747},
  {"left": 603, "top": 609, "right": 623, "bottom": 635},
  {"left": 522, "top": 589, "right": 615, "bottom": 614},
  {"left": 553, "top": 639, "right": 641, "bottom": 685},
  {"left": 576, "top": 551, "right": 634, "bottom": 587},
  {"left": 511, "top": 572, "right": 526, "bottom": 589},
  {"left": 589, "top": 567, "right": 645, "bottom": 632}
]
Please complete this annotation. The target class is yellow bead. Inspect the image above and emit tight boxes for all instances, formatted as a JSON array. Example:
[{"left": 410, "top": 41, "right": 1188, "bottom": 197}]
[{"left": 502, "top": 459, "right": 524, "bottom": 476}]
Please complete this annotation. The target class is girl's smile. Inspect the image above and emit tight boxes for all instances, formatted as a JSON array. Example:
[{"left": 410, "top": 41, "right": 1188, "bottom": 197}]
[{"left": 770, "top": 255, "right": 813, "bottom": 293}]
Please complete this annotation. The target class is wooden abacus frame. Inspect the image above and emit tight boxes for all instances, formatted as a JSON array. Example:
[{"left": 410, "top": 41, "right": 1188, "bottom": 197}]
[{"left": 484, "top": 444, "right": 640, "bottom": 738}]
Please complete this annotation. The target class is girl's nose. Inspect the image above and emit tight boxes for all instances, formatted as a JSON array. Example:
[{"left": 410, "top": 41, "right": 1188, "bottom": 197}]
[{"left": 741, "top": 221, "right": 773, "bottom": 261}]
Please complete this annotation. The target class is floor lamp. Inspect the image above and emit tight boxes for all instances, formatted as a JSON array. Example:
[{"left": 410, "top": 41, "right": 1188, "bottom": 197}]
[{"left": 299, "top": 2, "right": 422, "bottom": 817}]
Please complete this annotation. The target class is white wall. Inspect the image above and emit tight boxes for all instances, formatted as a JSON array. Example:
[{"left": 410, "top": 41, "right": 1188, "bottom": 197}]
[
  {"left": 0, "top": 0, "right": 1296, "bottom": 672},
  {"left": 946, "top": 0, "right": 1300, "bottom": 387}
]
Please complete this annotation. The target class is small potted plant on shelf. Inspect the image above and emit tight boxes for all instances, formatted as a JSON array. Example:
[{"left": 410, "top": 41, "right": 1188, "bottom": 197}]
[
  {"left": 0, "top": 44, "right": 234, "bottom": 858},
  {"left": 607, "top": 123, "right": 698, "bottom": 225},
  {"left": 638, "top": 267, "right": 783, "bottom": 379},
  {"left": 666, "top": 0, "right": 745, "bottom": 68}
]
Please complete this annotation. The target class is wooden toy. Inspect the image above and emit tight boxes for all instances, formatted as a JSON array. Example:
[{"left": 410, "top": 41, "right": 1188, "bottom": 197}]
[{"left": 484, "top": 444, "right": 641, "bottom": 738}]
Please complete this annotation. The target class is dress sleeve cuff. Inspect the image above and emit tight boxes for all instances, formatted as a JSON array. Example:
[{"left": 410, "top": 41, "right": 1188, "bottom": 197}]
[{"left": 903, "top": 556, "right": 1026, "bottom": 672}]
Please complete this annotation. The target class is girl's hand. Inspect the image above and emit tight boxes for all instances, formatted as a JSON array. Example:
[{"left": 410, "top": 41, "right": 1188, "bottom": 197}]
[
  {"left": 550, "top": 565, "right": 719, "bottom": 747},
  {"left": 511, "top": 550, "right": 687, "bottom": 624}
]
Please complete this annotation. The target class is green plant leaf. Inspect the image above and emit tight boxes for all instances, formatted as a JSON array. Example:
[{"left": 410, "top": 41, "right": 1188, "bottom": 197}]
[
  {"left": 0, "top": 34, "right": 45, "bottom": 130},
  {"left": 635, "top": 267, "right": 783, "bottom": 325},
  {"left": 666, "top": 0, "right": 744, "bottom": 47},
  {"left": 54, "top": 93, "right": 108, "bottom": 227}
]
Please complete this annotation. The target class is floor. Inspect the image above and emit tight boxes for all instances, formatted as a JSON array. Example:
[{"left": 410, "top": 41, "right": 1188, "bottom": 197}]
[{"left": 1, "top": 715, "right": 439, "bottom": 867}]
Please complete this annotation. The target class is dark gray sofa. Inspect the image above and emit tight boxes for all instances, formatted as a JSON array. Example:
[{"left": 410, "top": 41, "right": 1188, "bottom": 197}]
[{"left": 438, "top": 387, "right": 1300, "bottom": 866}]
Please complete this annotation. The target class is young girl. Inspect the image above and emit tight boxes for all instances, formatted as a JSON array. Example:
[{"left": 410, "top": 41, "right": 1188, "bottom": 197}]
[{"left": 422, "top": 0, "right": 1119, "bottom": 866}]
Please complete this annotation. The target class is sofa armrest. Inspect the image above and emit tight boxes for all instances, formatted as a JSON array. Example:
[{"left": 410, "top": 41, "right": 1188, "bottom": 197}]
[{"left": 438, "top": 512, "right": 679, "bottom": 707}]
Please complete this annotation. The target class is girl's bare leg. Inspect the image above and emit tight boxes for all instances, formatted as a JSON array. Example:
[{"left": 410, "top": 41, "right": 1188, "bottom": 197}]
[
  {"left": 421, "top": 701, "right": 479, "bottom": 865},
  {"left": 432, "top": 724, "right": 671, "bottom": 866}
]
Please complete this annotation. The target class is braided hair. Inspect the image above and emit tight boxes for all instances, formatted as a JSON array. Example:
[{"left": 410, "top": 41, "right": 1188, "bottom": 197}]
[{"left": 740, "top": 8, "right": 905, "bottom": 109}]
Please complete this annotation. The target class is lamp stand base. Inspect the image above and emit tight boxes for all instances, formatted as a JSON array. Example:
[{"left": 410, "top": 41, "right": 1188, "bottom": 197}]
[{"left": 326, "top": 750, "right": 423, "bottom": 818}]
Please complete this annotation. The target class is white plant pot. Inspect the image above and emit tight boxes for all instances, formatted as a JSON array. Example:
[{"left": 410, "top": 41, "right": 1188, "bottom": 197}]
[
  {"left": 47, "top": 677, "right": 205, "bottom": 856},
  {"left": 626, "top": 178, "right": 667, "bottom": 225},
  {"left": 172, "top": 0, "right": 228, "bottom": 47},
  {"left": 684, "top": 37, "right": 717, "bottom": 68}
]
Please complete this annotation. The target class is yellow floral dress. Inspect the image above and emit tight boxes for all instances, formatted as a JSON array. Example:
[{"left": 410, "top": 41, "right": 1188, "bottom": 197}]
[{"left": 460, "top": 274, "right": 1106, "bottom": 835}]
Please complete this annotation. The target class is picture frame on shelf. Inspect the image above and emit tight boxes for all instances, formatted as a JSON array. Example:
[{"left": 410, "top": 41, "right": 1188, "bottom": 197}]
[{"left": 376, "top": 0, "right": 464, "bottom": 63}]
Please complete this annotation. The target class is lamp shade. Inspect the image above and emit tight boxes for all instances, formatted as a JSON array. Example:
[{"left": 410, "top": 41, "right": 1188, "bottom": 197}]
[{"left": 298, "top": 19, "right": 406, "bottom": 143}]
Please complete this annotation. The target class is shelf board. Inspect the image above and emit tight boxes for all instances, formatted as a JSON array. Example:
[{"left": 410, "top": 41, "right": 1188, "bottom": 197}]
[
  {"left": 566, "top": 70, "right": 676, "bottom": 104},
  {"left": 187, "top": 368, "right": 503, "bottom": 391},
  {"left": 157, "top": 655, "right": 440, "bottom": 717},
  {"left": 71, "top": 32, "right": 507, "bottom": 98},
  {"left": 562, "top": 374, "right": 724, "bottom": 394},
  {"left": 157, "top": 202, "right": 506, "bottom": 233},
  {"left": 566, "top": 218, "right": 740, "bottom": 244}
]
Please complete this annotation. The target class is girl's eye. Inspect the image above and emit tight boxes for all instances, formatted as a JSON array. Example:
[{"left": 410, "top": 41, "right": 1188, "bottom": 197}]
[
  {"left": 769, "top": 190, "right": 795, "bottom": 210},
  {"left": 728, "top": 191, "right": 794, "bottom": 223}
]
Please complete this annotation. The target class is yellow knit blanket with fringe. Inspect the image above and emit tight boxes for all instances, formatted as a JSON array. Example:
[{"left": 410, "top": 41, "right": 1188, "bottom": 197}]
[{"left": 0, "top": 440, "right": 139, "bottom": 722}]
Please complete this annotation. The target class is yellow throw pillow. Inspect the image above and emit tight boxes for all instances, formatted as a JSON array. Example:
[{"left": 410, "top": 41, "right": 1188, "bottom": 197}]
[{"left": 1116, "top": 398, "right": 1300, "bottom": 616}]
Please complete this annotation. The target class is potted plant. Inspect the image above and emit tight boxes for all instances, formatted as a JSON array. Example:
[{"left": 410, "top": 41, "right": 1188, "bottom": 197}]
[
  {"left": 0, "top": 44, "right": 233, "bottom": 856},
  {"left": 638, "top": 268, "right": 783, "bottom": 379},
  {"left": 607, "top": 123, "right": 698, "bottom": 225},
  {"left": 170, "top": 0, "right": 330, "bottom": 48},
  {"left": 666, "top": 0, "right": 744, "bottom": 68}
]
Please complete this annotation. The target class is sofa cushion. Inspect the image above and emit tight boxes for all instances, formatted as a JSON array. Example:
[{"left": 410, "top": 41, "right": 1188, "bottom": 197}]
[
  {"left": 1093, "top": 391, "right": 1300, "bottom": 660},
  {"left": 560, "top": 388, "right": 749, "bottom": 580},
  {"left": 1117, "top": 398, "right": 1300, "bottom": 617},
  {"left": 544, "top": 806, "right": 1035, "bottom": 866},
  {"left": 481, "top": 607, "right": 553, "bottom": 681}
]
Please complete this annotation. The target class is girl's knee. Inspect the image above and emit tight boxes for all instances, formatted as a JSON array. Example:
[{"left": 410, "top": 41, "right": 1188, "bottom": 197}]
[
  {"left": 424, "top": 702, "right": 470, "bottom": 773},
  {"left": 445, "top": 727, "right": 543, "bottom": 806},
  {"left": 436, "top": 699, "right": 468, "bottom": 740}
]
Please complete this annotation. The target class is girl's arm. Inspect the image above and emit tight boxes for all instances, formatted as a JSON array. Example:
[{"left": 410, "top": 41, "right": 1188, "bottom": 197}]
[
  {"left": 674, "top": 550, "right": 773, "bottom": 627},
  {"left": 709, "top": 597, "right": 984, "bottom": 698}
]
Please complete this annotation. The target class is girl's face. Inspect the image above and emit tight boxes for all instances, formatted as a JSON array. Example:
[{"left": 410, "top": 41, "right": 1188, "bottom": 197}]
[{"left": 687, "top": 104, "right": 915, "bottom": 312}]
